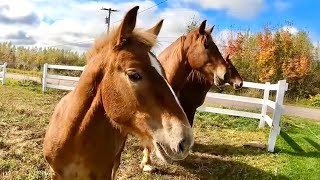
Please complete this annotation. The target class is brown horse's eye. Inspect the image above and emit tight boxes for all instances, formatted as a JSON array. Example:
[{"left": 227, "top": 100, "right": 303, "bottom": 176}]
[
  {"left": 204, "top": 39, "right": 209, "bottom": 49},
  {"left": 127, "top": 71, "right": 142, "bottom": 81}
]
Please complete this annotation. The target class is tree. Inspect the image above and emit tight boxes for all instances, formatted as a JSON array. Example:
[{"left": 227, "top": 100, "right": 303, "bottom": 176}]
[
  {"left": 222, "top": 25, "right": 318, "bottom": 97},
  {"left": 186, "top": 16, "right": 199, "bottom": 33}
]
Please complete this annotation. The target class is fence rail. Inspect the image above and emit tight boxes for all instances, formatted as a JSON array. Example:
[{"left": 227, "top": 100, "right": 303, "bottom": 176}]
[
  {"left": 42, "top": 64, "right": 288, "bottom": 152},
  {"left": 42, "top": 63, "right": 85, "bottom": 92},
  {"left": 0, "top": 62, "right": 7, "bottom": 85},
  {"left": 197, "top": 80, "right": 288, "bottom": 152}
]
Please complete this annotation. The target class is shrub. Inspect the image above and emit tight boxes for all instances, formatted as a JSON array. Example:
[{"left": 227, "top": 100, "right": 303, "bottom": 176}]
[{"left": 309, "top": 94, "right": 320, "bottom": 107}]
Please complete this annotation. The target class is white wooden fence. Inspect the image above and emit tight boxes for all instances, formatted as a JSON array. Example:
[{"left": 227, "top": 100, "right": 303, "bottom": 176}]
[
  {"left": 42, "top": 63, "right": 85, "bottom": 92},
  {"left": 42, "top": 64, "right": 288, "bottom": 152},
  {"left": 197, "top": 80, "right": 288, "bottom": 152},
  {"left": 0, "top": 62, "right": 7, "bottom": 85}
]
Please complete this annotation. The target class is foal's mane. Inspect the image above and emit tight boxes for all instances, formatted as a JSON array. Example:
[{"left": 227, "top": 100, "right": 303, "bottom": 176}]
[{"left": 86, "top": 28, "right": 157, "bottom": 61}]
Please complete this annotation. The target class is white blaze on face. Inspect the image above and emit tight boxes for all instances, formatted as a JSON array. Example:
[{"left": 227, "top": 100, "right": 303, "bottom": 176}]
[
  {"left": 148, "top": 52, "right": 193, "bottom": 162},
  {"left": 148, "top": 52, "right": 184, "bottom": 111}
]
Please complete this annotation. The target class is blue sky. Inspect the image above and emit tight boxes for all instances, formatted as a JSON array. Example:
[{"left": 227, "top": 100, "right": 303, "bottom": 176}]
[{"left": 0, "top": 0, "right": 319, "bottom": 54}]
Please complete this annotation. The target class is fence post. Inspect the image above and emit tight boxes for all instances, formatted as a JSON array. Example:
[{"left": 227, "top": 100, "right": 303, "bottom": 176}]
[
  {"left": 259, "top": 82, "right": 270, "bottom": 128},
  {"left": 2, "top": 62, "right": 6, "bottom": 85},
  {"left": 42, "top": 63, "right": 48, "bottom": 92},
  {"left": 267, "top": 80, "right": 287, "bottom": 152}
]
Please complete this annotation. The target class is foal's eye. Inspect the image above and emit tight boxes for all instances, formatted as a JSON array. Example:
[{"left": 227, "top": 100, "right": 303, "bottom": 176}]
[{"left": 127, "top": 71, "right": 142, "bottom": 81}]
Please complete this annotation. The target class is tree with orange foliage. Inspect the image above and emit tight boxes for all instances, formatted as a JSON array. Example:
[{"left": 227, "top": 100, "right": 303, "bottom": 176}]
[{"left": 222, "top": 25, "right": 317, "bottom": 97}]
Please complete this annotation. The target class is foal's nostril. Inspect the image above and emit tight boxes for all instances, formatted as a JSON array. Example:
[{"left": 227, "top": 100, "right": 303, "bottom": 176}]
[
  {"left": 178, "top": 139, "right": 186, "bottom": 153},
  {"left": 240, "top": 82, "right": 243, "bottom": 88}
]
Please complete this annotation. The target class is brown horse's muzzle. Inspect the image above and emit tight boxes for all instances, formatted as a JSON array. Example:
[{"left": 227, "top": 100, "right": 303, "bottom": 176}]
[{"left": 231, "top": 78, "right": 243, "bottom": 90}]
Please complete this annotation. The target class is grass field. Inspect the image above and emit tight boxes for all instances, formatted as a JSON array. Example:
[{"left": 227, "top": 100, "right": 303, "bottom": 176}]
[{"left": 0, "top": 79, "right": 319, "bottom": 180}]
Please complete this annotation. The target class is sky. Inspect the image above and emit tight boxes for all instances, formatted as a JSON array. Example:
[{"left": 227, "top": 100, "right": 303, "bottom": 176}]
[{"left": 0, "top": 0, "right": 319, "bottom": 55}]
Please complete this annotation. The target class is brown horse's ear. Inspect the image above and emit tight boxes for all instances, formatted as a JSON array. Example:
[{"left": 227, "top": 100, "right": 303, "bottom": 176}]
[
  {"left": 146, "top": 19, "right": 164, "bottom": 36},
  {"left": 116, "top": 6, "right": 139, "bottom": 46},
  {"left": 225, "top": 54, "right": 231, "bottom": 63},
  {"left": 198, "top": 20, "right": 207, "bottom": 35},
  {"left": 207, "top": 25, "right": 215, "bottom": 34}
]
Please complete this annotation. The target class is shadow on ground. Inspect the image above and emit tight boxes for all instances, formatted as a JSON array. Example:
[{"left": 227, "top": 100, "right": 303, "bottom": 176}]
[
  {"left": 277, "top": 131, "right": 320, "bottom": 158},
  {"left": 177, "top": 154, "right": 290, "bottom": 180},
  {"left": 192, "top": 142, "right": 267, "bottom": 157},
  {"left": 174, "top": 142, "right": 291, "bottom": 180}
]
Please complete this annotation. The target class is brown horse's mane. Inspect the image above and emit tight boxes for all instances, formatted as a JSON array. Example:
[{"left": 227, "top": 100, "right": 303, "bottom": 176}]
[
  {"left": 187, "top": 69, "right": 210, "bottom": 84},
  {"left": 171, "top": 36, "right": 186, "bottom": 60},
  {"left": 86, "top": 28, "right": 157, "bottom": 61},
  {"left": 158, "top": 36, "right": 186, "bottom": 62}
]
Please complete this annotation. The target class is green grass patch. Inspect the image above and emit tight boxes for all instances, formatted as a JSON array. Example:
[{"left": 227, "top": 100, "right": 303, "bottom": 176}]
[{"left": 0, "top": 81, "right": 319, "bottom": 179}]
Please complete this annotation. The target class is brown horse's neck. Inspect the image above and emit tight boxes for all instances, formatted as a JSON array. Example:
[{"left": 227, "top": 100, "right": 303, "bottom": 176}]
[
  {"left": 178, "top": 72, "right": 213, "bottom": 126},
  {"left": 158, "top": 36, "right": 192, "bottom": 95}
]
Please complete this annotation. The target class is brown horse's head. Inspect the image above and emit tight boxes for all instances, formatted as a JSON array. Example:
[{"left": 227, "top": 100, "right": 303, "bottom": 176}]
[
  {"left": 224, "top": 54, "right": 243, "bottom": 90},
  {"left": 89, "top": 6, "right": 193, "bottom": 162},
  {"left": 184, "top": 20, "right": 228, "bottom": 86}
]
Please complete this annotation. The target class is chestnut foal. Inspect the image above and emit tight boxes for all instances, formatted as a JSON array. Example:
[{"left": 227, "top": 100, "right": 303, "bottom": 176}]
[{"left": 43, "top": 6, "right": 193, "bottom": 180}]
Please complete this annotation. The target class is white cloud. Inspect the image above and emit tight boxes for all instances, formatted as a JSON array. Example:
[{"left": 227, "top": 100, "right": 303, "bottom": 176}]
[
  {"left": 153, "top": 7, "right": 202, "bottom": 55},
  {"left": 274, "top": 0, "right": 291, "bottom": 11},
  {"left": 177, "top": 0, "right": 266, "bottom": 19},
  {"left": 0, "top": 0, "right": 204, "bottom": 55},
  {"left": 281, "top": 25, "right": 298, "bottom": 35}
]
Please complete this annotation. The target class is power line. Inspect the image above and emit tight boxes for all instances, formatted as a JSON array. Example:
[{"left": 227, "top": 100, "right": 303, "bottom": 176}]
[{"left": 111, "top": 0, "right": 168, "bottom": 25}]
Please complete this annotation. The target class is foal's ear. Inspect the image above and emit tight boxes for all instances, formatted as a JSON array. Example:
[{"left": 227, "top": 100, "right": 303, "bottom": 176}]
[
  {"left": 146, "top": 19, "right": 164, "bottom": 36},
  {"left": 207, "top": 25, "right": 215, "bottom": 34},
  {"left": 116, "top": 6, "right": 139, "bottom": 46},
  {"left": 198, "top": 20, "right": 207, "bottom": 35}
]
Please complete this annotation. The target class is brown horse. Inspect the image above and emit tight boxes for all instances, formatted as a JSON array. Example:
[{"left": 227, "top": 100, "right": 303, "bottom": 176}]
[
  {"left": 140, "top": 22, "right": 243, "bottom": 172},
  {"left": 180, "top": 54, "right": 243, "bottom": 126},
  {"left": 158, "top": 21, "right": 228, "bottom": 96},
  {"left": 43, "top": 6, "right": 193, "bottom": 180}
]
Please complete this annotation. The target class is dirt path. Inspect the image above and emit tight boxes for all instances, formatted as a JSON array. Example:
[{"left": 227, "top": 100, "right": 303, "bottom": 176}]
[
  {"left": 5, "top": 73, "right": 320, "bottom": 120},
  {"left": 204, "top": 98, "right": 320, "bottom": 120},
  {"left": 5, "top": 73, "right": 77, "bottom": 86},
  {"left": 6, "top": 73, "right": 42, "bottom": 82}
]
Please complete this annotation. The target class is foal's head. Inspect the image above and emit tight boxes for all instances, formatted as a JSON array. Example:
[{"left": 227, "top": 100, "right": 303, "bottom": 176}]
[
  {"left": 184, "top": 20, "right": 228, "bottom": 86},
  {"left": 224, "top": 54, "right": 243, "bottom": 90},
  {"left": 89, "top": 6, "right": 193, "bottom": 162}
]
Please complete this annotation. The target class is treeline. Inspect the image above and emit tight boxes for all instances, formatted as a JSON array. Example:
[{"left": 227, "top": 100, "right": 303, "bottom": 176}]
[
  {"left": 0, "top": 42, "right": 86, "bottom": 71},
  {"left": 223, "top": 26, "right": 320, "bottom": 97},
  {"left": 1, "top": 25, "right": 320, "bottom": 98}
]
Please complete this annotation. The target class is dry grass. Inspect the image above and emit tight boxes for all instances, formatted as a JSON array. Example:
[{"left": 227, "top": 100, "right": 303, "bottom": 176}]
[{"left": 0, "top": 79, "right": 319, "bottom": 180}]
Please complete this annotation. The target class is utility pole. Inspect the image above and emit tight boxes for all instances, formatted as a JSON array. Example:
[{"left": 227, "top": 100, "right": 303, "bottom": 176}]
[{"left": 100, "top": 7, "right": 118, "bottom": 34}]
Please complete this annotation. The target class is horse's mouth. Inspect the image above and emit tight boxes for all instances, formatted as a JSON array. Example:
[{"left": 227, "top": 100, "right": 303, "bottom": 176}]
[
  {"left": 213, "top": 75, "right": 225, "bottom": 88},
  {"left": 233, "top": 83, "right": 243, "bottom": 90},
  {"left": 155, "top": 142, "right": 173, "bottom": 163}
]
